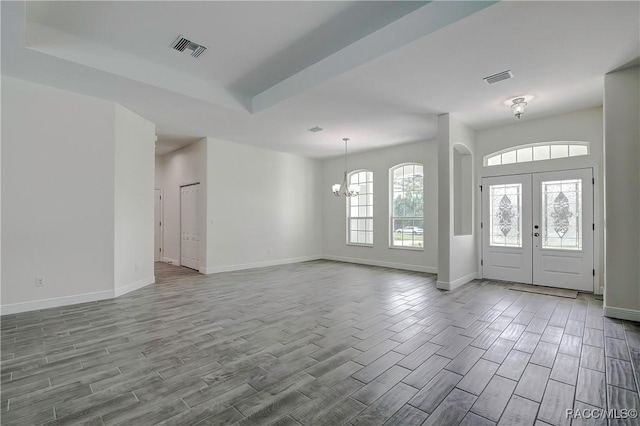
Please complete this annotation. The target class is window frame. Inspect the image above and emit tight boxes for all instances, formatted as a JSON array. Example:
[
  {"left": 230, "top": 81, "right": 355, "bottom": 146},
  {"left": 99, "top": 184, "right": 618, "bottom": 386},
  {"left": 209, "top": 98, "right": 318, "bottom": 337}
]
[
  {"left": 483, "top": 141, "right": 590, "bottom": 167},
  {"left": 346, "top": 169, "right": 373, "bottom": 247},
  {"left": 389, "top": 162, "right": 424, "bottom": 250}
]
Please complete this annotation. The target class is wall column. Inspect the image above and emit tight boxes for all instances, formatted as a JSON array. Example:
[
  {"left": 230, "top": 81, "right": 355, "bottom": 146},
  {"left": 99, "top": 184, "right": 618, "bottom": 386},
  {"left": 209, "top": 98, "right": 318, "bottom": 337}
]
[
  {"left": 603, "top": 66, "right": 640, "bottom": 321},
  {"left": 437, "top": 114, "right": 478, "bottom": 290}
]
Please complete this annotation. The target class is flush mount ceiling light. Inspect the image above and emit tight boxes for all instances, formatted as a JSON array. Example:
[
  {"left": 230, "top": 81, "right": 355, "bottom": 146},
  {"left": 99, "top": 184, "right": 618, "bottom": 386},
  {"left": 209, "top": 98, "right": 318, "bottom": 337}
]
[
  {"left": 511, "top": 97, "right": 527, "bottom": 119},
  {"left": 505, "top": 95, "right": 533, "bottom": 119},
  {"left": 332, "top": 138, "right": 360, "bottom": 197}
]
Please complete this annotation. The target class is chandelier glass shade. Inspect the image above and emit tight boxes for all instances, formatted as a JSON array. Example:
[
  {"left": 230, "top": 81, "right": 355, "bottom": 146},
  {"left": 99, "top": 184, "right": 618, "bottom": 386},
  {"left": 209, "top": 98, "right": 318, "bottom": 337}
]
[{"left": 332, "top": 138, "right": 360, "bottom": 197}]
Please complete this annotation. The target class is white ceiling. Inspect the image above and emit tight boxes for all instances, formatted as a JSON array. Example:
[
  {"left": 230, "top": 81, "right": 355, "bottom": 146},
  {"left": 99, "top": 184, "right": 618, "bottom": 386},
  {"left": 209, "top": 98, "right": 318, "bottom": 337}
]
[
  {"left": 154, "top": 135, "right": 203, "bottom": 156},
  {"left": 2, "top": 1, "right": 638, "bottom": 158}
]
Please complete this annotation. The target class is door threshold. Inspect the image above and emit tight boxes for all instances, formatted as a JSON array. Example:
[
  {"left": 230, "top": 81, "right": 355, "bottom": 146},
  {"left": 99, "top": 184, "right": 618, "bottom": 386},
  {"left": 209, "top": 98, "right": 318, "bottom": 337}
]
[{"left": 509, "top": 283, "right": 578, "bottom": 299}]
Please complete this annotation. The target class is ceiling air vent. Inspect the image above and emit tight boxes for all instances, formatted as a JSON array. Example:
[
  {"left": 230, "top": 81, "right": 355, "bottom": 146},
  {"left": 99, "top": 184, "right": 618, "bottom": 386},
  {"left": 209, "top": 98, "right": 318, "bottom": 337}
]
[
  {"left": 308, "top": 126, "right": 323, "bottom": 133},
  {"left": 483, "top": 70, "right": 514, "bottom": 84},
  {"left": 171, "top": 35, "right": 207, "bottom": 58}
]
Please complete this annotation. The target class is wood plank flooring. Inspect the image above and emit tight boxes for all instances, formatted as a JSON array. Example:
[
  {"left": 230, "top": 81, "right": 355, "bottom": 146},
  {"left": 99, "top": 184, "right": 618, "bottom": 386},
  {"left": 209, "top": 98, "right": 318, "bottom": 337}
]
[{"left": 2, "top": 260, "right": 639, "bottom": 425}]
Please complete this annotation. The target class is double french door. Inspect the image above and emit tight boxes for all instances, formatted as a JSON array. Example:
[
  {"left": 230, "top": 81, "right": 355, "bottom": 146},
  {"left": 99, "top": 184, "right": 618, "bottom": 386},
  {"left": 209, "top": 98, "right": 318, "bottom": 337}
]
[{"left": 482, "top": 168, "right": 594, "bottom": 291}]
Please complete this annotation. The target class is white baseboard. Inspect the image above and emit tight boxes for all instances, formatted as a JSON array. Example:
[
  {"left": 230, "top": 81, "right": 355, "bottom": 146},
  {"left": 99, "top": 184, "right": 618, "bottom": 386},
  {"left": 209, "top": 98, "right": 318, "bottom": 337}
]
[
  {"left": 114, "top": 276, "right": 155, "bottom": 297},
  {"left": 604, "top": 305, "right": 640, "bottom": 322},
  {"left": 436, "top": 272, "right": 479, "bottom": 291},
  {"left": 201, "top": 255, "right": 437, "bottom": 275},
  {"left": 598, "top": 272, "right": 605, "bottom": 295},
  {"left": 200, "top": 255, "right": 323, "bottom": 274},
  {"left": 162, "top": 257, "right": 178, "bottom": 265},
  {"left": 1, "top": 290, "right": 114, "bottom": 316},
  {"left": 322, "top": 255, "right": 437, "bottom": 274},
  {"left": 2, "top": 276, "right": 156, "bottom": 315}
]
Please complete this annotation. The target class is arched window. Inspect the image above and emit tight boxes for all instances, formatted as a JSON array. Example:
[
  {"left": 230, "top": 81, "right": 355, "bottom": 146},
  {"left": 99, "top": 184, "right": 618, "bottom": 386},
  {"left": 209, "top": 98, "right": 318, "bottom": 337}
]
[
  {"left": 390, "top": 163, "right": 424, "bottom": 248},
  {"left": 348, "top": 170, "right": 373, "bottom": 245},
  {"left": 484, "top": 142, "right": 589, "bottom": 167}
]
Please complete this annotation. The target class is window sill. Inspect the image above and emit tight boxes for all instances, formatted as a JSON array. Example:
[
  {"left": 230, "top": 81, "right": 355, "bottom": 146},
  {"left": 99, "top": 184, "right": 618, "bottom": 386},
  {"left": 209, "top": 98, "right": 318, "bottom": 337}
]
[
  {"left": 347, "top": 243, "right": 373, "bottom": 248},
  {"left": 389, "top": 245, "right": 424, "bottom": 251}
]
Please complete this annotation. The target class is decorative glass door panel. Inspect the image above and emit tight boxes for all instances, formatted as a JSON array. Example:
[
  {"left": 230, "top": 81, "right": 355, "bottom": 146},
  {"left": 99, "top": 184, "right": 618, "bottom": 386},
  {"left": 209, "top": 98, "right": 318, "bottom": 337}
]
[
  {"left": 541, "top": 179, "right": 582, "bottom": 250},
  {"left": 482, "top": 174, "right": 532, "bottom": 284},
  {"left": 489, "top": 183, "right": 523, "bottom": 248}
]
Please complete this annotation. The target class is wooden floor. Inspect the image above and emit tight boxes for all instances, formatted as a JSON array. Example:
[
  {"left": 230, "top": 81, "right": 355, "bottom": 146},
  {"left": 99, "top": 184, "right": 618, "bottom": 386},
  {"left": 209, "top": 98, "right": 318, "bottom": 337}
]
[{"left": 1, "top": 260, "right": 639, "bottom": 425}]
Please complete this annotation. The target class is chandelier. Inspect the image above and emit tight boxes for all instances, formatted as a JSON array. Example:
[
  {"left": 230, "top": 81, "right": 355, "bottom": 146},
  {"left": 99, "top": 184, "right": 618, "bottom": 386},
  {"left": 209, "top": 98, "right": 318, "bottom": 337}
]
[{"left": 332, "top": 138, "right": 360, "bottom": 197}]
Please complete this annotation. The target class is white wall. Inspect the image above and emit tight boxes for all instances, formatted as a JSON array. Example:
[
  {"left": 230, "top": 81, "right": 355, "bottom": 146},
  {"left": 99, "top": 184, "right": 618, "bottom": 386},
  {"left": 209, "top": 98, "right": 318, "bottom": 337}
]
[
  {"left": 475, "top": 107, "right": 605, "bottom": 291},
  {"left": 476, "top": 108, "right": 604, "bottom": 174},
  {"left": 322, "top": 140, "right": 438, "bottom": 272},
  {"left": 0, "top": 77, "right": 2, "bottom": 309},
  {"left": 1, "top": 77, "right": 156, "bottom": 314},
  {"left": 603, "top": 66, "right": 640, "bottom": 321},
  {"left": 438, "top": 114, "right": 477, "bottom": 289},
  {"left": 155, "top": 139, "right": 207, "bottom": 268},
  {"left": 113, "top": 105, "right": 156, "bottom": 296},
  {"left": 453, "top": 146, "right": 473, "bottom": 236},
  {"left": 205, "top": 138, "right": 322, "bottom": 272},
  {"left": 2, "top": 77, "right": 116, "bottom": 311},
  {"left": 155, "top": 153, "right": 165, "bottom": 189}
]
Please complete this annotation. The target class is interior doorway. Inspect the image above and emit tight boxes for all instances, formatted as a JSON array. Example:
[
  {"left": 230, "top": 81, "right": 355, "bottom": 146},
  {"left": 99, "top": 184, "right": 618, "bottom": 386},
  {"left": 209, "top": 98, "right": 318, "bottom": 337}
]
[
  {"left": 180, "top": 183, "right": 200, "bottom": 270},
  {"left": 481, "top": 168, "right": 594, "bottom": 291}
]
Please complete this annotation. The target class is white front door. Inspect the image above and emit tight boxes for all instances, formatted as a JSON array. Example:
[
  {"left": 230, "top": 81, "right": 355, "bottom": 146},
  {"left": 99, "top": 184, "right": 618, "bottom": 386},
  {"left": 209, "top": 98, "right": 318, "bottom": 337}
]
[
  {"left": 482, "top": 169, "right": 594, "bottom": 291},
  {"left": 482, "top": 174, "right": 533, "bottom": 284},
  {"left": 532, "top": 169, "right": 594, "bottom": 291},
  {"left": 180, "top": 183, "right": 200, "bottom": 270}
]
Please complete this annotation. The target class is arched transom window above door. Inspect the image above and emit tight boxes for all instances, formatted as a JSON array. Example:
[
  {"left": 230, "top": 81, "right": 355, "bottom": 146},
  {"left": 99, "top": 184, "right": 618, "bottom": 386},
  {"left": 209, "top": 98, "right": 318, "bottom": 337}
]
[{"left": 484, "top": 142, "right": 590, "bottom": 167}]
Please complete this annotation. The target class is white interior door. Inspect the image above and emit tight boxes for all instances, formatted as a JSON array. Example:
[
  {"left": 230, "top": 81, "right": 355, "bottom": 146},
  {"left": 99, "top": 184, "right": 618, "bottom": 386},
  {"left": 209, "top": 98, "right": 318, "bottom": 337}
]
[
  {"left": 533, "top": 169, "right": 593, "bottom": 291},
  {"left": 482, "top": 174, "right": 533, "bottom": 283},
  {"left": 482, "top": 169, "right": 594, "bottom": 291},
  {"left": 180, "top": 184, "right": 200, "bottom": 270},
  {"left": 154, "top": 189, "right": 162, "bottom": 262}
]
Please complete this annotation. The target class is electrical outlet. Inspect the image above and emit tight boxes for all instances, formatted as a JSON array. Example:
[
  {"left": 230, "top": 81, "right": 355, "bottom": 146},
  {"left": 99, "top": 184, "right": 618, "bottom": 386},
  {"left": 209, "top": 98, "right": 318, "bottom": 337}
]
[{"left": 35, "top": 276, "right": 45, "bottom": 287}]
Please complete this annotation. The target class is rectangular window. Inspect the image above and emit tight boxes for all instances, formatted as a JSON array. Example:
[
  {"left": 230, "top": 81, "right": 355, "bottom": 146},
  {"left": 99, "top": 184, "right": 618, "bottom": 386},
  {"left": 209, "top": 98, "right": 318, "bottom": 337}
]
[
  {"left": 348, "top": 171, "right": 373, "bottom": 245},
  {"left": 533, "top": 145, "right": 551, "bottom": 161},
  {"left": 516, "top": 147, "right": 533, "bottom": 163},
  {"left": 391, "top": 164, "right": 424, "bottom": 248},
  {"left": 501, "top": 150, "right": 517, "bottom": 165}
]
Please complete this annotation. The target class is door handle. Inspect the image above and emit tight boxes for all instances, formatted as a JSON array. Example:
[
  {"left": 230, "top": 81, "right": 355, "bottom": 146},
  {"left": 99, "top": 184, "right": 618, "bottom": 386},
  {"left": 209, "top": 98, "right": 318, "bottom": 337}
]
[{"left": 534, "top": 232, "right": 540, "bottom": 237}]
